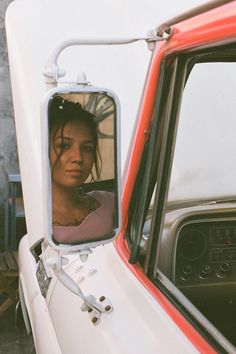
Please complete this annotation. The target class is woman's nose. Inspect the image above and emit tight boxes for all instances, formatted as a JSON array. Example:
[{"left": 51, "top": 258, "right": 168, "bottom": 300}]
[{"left": 71, "top": 146, "right": 83, "bottom": 163}]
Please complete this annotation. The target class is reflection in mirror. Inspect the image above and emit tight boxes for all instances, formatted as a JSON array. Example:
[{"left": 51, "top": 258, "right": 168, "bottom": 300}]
[{"left": 48, "top": 92, "right": 117, "bottom": 245}]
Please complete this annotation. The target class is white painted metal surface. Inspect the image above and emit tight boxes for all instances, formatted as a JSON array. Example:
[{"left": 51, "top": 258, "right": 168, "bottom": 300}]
[
  {"left": 47, "top": 242, "right": 200, "bottom": 354},
  {"left": 19, "top": 236, "right": 198, "bottom": 354},
  {"left": 5, "top": 0, "right": 208, "bottom": 353},
  {"left": 18, "top": 237, "right": 62, "bottom": 354}
]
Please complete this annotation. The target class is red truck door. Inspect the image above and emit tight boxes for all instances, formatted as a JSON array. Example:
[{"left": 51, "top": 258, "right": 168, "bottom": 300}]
[{"left": 117, "top": 1, "right": 236, "bottom": 353}]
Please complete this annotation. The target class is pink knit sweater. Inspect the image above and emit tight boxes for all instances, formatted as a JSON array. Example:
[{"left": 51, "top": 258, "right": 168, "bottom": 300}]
[{"left": 53, "top": 190, "right": 115, "bottom": 244}]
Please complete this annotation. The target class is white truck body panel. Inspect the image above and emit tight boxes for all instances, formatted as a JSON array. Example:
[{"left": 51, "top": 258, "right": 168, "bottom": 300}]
[
  {"left": 19, "top": 236, "right": 199, "bottom": 354},
  {"left": 19, "top": 238, "right": 62, "bottom": 354},
  {"left": 5, "top": 0, "right": 212, "bottom": 353}
]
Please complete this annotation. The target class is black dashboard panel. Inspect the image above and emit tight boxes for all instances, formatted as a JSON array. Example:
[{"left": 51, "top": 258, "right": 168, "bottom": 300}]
[
  {"left": 175, "top": 218, "right": 236, "bottom": 285},
  {"left": 157, "top": 202, "right": 236, "bottom": 290},
  {"left": 157, "top": 203, "right": 236, "bottom": 345}
]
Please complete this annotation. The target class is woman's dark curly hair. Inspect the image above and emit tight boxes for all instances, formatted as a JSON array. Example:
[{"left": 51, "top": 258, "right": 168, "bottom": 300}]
[{"left": 48, "top": 95, "right": 101, "bottom": 181}]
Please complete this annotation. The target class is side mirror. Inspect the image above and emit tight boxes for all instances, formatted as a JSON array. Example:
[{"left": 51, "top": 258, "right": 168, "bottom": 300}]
[{"left": 41, "top": 86, "right": 121, "bottom": 251}]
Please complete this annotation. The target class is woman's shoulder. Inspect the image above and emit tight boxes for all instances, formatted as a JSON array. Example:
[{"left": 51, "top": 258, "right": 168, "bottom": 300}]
[{"left": 88, "top": 190, "right": 114, "bottom": 205}]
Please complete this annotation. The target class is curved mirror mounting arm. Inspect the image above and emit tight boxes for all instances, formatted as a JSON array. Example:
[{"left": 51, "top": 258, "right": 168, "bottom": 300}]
[
  {"left": 41, "top": 86, "right": 121, "bottom": 253},
  {"left": 43, "top": 35, "right": 168, "bottom": 88}
]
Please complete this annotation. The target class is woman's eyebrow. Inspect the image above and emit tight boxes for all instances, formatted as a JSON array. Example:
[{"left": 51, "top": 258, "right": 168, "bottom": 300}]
[
  {"left": 55, "top": 136, "right": 95, "bottom": 144},
  {"left": 55, "top": 136, "right": 72, "bottom": 141}
]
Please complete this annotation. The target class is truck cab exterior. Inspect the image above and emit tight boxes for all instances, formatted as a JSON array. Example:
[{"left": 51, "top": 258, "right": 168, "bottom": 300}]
[{"left": 5, "top": 0, "right": 236, "bottom": 353}]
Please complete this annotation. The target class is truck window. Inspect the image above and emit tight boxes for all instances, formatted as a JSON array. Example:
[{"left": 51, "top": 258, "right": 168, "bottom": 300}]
[
  {"left": 128, "top": 44, "right": 236, "bottom": 350},
  {"left": 168, "top": 62, "right": 236, "bottom": 203},
  {"left": 158, "top": 59, "right": 236, "bottom": 347}
]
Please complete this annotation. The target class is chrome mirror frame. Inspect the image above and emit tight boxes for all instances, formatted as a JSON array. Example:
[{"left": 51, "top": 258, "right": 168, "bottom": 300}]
[{"left": 41, "top": 84, "right": 121, "bottom": 253}]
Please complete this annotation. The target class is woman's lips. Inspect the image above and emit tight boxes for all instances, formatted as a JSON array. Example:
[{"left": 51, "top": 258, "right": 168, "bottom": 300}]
[{"left": 66, "top": 169, "right": 83, "bottom": 177}]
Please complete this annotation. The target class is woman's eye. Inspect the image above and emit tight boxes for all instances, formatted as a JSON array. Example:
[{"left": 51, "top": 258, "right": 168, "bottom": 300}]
[
  {"left": 57, "top": 142, "right": 70, "bottom": 150},
  {"left": 82, "top": 145, "right": 94, "bottom": 153}
]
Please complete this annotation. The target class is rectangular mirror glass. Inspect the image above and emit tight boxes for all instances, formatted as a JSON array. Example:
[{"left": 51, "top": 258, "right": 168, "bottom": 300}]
[{"left": 47, "top": 91, "right": 119, "bottom": 246}]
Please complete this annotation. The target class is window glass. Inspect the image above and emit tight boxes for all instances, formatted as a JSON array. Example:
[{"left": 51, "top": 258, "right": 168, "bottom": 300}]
[
  {"left": 139, "top": 60, "right": 236, "bottom": 349},
  {"left": 155, "top": 61, "right": 236, "bottom": 347},
  {"left": 168, "top": 62, "right": 236, "bottom": 202}
]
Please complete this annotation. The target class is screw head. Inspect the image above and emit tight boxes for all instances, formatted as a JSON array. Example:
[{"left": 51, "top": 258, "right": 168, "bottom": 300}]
[{"left": 92, "top": 316, "right": 99, "bottom": 324}]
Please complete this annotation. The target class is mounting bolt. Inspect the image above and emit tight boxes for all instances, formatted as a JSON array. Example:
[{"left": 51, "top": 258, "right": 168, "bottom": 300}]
[
  {"left": 99, "top": 296, "right": 105, "bottom": 302},
  {"left": 165, "top": 26, "right": 172, "bottom": 35},
  {"left": 92, "top": 316, "right": 99, "bottom": 325}
]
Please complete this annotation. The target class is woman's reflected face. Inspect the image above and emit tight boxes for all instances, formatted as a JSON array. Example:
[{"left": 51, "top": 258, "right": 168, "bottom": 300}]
[{"left": 50, "top": 120, "right": 95, "bottom": 188}]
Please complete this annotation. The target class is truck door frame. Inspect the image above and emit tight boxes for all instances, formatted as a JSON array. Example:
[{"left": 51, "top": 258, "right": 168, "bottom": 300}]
[{"left": 118, "top": 27, "right": 236, "bottom": 354}]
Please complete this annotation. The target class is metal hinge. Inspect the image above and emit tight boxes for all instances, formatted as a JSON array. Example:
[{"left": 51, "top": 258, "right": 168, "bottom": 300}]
[{"left": 146, "top": 26, "right": 173, "bottom": 51}]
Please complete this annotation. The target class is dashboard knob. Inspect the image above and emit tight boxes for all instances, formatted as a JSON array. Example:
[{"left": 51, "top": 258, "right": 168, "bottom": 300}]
[
  {"left": 181, "top": 265, "right": 192, "bottom": 280},
  {"left": 200, "top": 264, "right": 211, "bottom": 279},
  {"left": 218, "top": 263, "right": 231, "bottom": 277}
]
